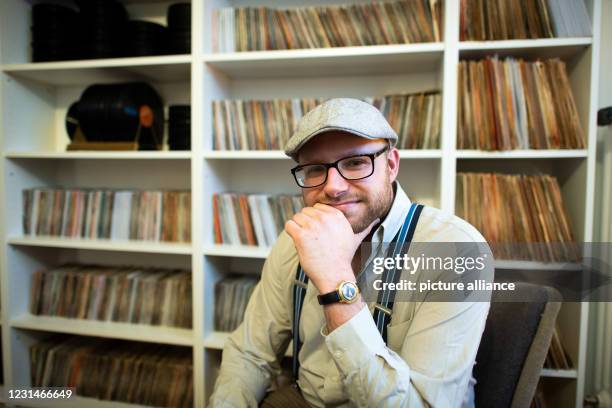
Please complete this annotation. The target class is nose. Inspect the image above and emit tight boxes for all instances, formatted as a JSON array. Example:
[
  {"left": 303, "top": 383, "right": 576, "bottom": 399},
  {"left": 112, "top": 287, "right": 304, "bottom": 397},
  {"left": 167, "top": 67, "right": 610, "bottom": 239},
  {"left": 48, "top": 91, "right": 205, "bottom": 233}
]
[{"left": 322, "top": 167, "right": 349, "bottom": 197}]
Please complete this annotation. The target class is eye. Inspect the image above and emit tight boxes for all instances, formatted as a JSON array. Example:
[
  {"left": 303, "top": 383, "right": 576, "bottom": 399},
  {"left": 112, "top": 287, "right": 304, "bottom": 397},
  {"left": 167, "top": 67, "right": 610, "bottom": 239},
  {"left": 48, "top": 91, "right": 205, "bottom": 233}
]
[
  {"left": 303, "top": 166, "right": 325, "bottom": 178},
  {"left": 342, "top": 157, "right": 369, "bottom": 169}
]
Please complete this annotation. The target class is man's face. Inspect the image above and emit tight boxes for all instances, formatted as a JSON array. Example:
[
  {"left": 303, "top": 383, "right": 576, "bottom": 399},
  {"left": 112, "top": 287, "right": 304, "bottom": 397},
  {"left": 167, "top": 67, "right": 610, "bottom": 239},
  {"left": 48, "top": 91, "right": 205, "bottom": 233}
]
[{"left": 296, "top": 131, "right": 400, "bottom": 233}]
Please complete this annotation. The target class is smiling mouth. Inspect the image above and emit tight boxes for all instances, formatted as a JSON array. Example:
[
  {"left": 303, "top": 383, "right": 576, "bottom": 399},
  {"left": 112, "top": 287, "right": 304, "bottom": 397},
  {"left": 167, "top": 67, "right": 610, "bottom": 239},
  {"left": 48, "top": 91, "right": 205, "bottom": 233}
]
[{"left": 326, "top": 200, "right": 360, "bottom": 208}]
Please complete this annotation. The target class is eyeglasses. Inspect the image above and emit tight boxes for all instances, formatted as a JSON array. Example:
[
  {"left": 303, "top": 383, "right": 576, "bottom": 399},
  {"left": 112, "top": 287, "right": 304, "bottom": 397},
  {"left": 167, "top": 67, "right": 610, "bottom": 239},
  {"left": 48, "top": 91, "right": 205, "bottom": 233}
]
[{"left": 291, "top": 146, "right": 389, "bottom": 188}]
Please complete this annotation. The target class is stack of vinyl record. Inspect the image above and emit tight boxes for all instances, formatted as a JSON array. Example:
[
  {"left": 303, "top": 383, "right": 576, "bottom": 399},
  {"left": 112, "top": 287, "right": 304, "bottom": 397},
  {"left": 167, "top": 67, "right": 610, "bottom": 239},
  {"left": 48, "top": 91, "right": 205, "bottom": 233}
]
[
  {"left": 168, "top": 105, "right": 190, "bottom": 150},
  {"left": 31, "top": 4, "right": 80, "bottom": 62},
  {"left": 124, "top": 21, "right": 168, "bottom": 57},
  {"left": 167, "top": 3, "right": 191, "bottom": 54},
  {"left": 76, "top": 0, "right": 128, "bottom": 59},
  {"left": 67, "top": 82, "right": 164, "bottom": 150}
]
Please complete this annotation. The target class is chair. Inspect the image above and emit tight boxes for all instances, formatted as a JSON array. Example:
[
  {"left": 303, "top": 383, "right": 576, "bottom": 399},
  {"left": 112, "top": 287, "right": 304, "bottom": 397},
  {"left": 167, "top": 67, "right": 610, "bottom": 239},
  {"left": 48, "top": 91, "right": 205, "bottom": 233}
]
[{"left": 474, "top": 282, "right": 562, "bottom": 408}]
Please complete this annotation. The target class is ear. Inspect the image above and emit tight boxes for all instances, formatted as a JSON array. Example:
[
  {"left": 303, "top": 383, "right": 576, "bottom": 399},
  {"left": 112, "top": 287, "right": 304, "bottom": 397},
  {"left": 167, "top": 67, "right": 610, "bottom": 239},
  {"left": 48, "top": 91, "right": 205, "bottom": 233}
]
[{"left": 386, "top": 146, "right": 400, "bottom": 182}]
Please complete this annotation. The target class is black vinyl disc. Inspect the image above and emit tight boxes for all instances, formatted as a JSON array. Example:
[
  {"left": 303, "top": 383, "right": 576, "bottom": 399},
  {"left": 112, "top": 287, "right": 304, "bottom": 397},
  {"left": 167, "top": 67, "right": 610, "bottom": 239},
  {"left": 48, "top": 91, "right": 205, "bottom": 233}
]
[
  {"left": 65, "top": 102, "right": 81, "bottom": 140},
  {"left": 76, "top": 82, "right": 164, "bottom": 146},
  {"left": 31, "top": 3, "right": 79, "bottom": 62},
  {"left": 167, "top": 3, "right": 191, "bottom": 29},
  {"left": 123, "top": 21, "right": 168, "bottom": 56}
]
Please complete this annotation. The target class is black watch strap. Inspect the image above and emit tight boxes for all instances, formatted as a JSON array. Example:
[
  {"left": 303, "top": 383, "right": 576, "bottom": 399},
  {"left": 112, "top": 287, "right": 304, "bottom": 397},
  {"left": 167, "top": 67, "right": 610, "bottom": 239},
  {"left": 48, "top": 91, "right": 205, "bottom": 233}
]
[{"left": 317, "top": 291, "right": 341, "bottom": 305}]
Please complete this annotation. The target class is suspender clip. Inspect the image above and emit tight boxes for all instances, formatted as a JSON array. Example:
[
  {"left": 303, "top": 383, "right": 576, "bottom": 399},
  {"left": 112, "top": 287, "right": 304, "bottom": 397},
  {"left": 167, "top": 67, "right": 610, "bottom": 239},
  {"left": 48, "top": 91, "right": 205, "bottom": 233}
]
[
  {"left": 294, "top": 279, "right": 308, "bottom": 289},
  {"left": 374, "top": 303, "right": 393, "bottom": 316}
]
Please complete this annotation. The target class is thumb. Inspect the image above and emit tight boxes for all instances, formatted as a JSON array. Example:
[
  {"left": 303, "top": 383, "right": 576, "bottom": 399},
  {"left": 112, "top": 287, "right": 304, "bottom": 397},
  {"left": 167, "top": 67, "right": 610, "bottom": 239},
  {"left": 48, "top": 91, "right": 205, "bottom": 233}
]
[{"left": 356, "top": 218, "right": 380, "bottom": 241}]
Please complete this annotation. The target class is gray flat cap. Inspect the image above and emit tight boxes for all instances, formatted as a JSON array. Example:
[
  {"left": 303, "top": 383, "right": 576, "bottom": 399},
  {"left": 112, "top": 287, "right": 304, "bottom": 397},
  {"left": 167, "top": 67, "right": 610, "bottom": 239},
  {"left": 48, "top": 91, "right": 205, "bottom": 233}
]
[{"left": 284, "top": 98, "right": 398, "bottom": 160}]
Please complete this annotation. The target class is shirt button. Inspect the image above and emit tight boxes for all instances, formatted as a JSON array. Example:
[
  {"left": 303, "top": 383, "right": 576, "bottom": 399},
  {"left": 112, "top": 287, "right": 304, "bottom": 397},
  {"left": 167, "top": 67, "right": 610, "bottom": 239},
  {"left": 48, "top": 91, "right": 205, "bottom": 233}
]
[{"left": 334, "top": 351, "right": 343, "bottom": 359}]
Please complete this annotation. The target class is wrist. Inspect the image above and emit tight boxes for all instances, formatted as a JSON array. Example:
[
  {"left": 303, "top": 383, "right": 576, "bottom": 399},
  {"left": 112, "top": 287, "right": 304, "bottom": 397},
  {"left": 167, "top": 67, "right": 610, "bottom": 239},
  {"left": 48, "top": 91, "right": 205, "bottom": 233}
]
[{"left": 314, "top": 266, "right": 355, "bottom": 294}]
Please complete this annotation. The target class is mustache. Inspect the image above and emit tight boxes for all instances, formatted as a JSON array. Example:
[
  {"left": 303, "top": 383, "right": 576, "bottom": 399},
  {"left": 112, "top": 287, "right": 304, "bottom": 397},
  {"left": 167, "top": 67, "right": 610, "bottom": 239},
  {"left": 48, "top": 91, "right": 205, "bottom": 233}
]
[{"left": 318, "top": 196, "right": 362, "bottom": 205}]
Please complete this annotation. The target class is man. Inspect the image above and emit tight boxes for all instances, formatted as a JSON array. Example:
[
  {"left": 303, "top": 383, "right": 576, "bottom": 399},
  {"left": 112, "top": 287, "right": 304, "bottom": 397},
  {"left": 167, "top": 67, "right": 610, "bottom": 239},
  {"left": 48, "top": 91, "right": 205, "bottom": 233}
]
[{"left": 210, "top": 98, "right": 493, "bottom": 407}]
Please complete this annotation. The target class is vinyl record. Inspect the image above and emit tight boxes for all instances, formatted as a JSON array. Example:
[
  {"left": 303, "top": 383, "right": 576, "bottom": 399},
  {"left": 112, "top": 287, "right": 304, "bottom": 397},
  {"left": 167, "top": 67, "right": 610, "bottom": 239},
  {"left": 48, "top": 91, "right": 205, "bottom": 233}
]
[
  {"left": 124, "top": 21, "right": 167, "bottom": 56},
  {"left": 167, "top": 3, "right": 191, "bottom": 29},
  {"left": 74, "top": 82, "right": 164, "bottom": 147},
  {"left": 65, "top": 102, "right": 81, "bottom": 140},
  {"left": 166, "top": 31, "right": 190, "bottom": 54}
]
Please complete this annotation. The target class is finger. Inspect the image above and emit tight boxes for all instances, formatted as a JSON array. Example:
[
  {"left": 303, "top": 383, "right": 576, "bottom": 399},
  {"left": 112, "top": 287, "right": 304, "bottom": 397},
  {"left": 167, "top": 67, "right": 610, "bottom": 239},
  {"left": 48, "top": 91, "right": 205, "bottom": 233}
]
[
  {"left": 284, "top": 219, "right": 301, "bottom": 238},
  {"left": 313, "top": 202, "right": 339, "bottom": 213},
  {"left": 356, "top": 218, "right": 380, "bottom": 240},
  {"left": 313, "top": 203, "right": 346, "bottom": 219},
  {"left": 292, "top": 212, "right": 312, "bottom": 228},
  {"left": 301, "top": 207, "right": 325, "bottom": 218}
]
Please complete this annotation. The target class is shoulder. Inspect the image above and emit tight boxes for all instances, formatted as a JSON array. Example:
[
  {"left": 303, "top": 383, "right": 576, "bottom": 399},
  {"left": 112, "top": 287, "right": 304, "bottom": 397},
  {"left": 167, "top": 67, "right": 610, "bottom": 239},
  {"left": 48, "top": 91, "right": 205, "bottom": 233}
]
[
  {"left": 264, "top": 230, "right": 300, "bottom": 282},
  {"left": 414, "top": 205, "right": 486, "bottom": 244}
]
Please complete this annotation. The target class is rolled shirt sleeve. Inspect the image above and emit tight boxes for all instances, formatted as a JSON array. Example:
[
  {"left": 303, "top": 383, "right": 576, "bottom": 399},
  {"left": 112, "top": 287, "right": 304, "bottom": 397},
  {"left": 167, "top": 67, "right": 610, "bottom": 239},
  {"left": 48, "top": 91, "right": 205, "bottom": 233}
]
[
  {"left": 323, "top": 299, "right": 489, "bottom": 408},
  {"left": 209, "top": 232, "right": 297, "bottom": 407}
]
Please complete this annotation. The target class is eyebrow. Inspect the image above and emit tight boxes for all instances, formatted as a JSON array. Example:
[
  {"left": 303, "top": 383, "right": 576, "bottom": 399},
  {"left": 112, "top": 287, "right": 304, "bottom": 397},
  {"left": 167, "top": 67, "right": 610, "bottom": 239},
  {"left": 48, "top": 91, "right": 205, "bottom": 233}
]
[{"left": 300, "top": 146, "right": 383, "bottom": 165}]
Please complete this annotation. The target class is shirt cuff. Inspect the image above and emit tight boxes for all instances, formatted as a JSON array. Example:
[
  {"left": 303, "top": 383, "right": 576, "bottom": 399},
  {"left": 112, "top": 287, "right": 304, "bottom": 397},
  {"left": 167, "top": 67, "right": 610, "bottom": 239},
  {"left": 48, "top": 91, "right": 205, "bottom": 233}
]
[{"left": 323, "top": 305, "right": 388, "bottom": 374}]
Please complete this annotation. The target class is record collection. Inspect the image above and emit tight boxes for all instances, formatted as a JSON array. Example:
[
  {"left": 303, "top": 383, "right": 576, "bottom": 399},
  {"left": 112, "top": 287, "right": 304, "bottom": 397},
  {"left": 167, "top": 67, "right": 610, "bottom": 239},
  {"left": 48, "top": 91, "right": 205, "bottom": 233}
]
[
  {"left": 168, "top": 105, "right": 191, "bottom": 150},
  {"left": 213, "top": 193, "right": 304, "bottom": 247},
  {"left": 22, "top": 188, "right": 191, "bottom": 243},
  {"left": 167, "top": 3, "right": 191, "bottom": 54},
  {"left": 213, "top": 92, "right": 441, "bottom": 150},
  {"left": 214, "top": 276, "right": 258, "bottom": 332},
  {"left": 457, "top": 57, "right": 585, "bottom": 150},
  {"left": 123, "top": 21, "right": 167, "bottom": 57},
  {"left": 31, "top": 335, "right": 193, "bottom": 407},
  {"left": 31, "top": 3, "right": 81, "bottom": 62},
  {"left": 66, "top": 82, "right": 164, "bottom": 150},
  {"left": 456, "top": 172, "right": 579, "bottom": 262},
  {"left": 460, "top": 0, "right": 591, "bottom": 40},
  {"left": 31, "top": 1, "right": 190, "bottom": 62},
  {"left": 30, "top": 265, "right": 192, "bottom": 329},
  {"left": 212, "top": 0, "right": 443, "bottom": 52}
]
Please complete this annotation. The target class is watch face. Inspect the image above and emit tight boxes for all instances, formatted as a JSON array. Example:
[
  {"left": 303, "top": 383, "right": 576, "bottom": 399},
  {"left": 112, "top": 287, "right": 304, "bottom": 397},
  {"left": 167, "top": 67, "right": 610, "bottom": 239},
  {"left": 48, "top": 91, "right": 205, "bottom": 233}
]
[{"left": 340, "top": 282, "right": 358, "bottom": 302}]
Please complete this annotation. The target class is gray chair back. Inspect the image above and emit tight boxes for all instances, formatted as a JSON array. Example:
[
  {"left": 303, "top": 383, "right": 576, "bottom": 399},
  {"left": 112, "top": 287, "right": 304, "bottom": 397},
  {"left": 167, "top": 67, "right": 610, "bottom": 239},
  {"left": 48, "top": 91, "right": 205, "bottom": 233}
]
[{"left": 474, "top": 282, "right": 561, "bottom": 408}]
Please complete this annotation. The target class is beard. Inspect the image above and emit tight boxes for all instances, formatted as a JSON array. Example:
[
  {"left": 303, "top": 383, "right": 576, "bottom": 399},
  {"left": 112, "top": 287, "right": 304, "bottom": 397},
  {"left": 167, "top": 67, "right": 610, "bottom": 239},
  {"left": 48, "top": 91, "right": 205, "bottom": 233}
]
[
  {"left": 314, "top": 178, "right": 395, "bottom": 234},
  {"left": 346, "top": 181, "right": 394, "bottom": 233}
]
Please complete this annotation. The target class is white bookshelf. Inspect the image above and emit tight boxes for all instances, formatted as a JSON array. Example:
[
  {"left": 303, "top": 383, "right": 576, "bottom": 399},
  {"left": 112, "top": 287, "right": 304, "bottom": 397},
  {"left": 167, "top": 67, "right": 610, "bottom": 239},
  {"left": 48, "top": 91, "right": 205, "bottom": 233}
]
[
  {"left": 0, "top": 1, "right": 602, "bottom": 408},
  {"left": 455, "top": 150, "right": 589, "bottom": 159},
  {"left": 7, "top": 236, "right": 193, "bottom": 255},
  {"left": 3, "top": 151, "right": 192, "bottom": 160},
  {"left": 10, "top": 314, "right": 194, "bottom": 346}
]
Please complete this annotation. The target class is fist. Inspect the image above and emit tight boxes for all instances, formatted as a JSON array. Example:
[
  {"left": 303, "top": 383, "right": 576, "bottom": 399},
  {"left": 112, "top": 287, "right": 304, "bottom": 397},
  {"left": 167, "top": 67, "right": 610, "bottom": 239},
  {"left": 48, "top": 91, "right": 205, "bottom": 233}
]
[{"left": 284, "top": 203, "right": 378, "bottom": 293}]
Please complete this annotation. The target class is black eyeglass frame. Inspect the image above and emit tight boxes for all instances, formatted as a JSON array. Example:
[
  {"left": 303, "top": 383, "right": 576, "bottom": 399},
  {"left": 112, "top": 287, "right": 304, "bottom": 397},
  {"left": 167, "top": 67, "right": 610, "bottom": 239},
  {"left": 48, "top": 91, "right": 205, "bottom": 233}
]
[{"left": 290, "top": 145, "right": 389, "bottom": 188}]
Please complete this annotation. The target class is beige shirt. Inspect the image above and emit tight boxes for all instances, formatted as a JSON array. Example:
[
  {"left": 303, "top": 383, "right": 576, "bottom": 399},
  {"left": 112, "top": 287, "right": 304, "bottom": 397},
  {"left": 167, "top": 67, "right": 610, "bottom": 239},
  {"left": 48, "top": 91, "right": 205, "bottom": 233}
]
[{"left": 210, "top": 183, "right": 493, "bottom": 407}]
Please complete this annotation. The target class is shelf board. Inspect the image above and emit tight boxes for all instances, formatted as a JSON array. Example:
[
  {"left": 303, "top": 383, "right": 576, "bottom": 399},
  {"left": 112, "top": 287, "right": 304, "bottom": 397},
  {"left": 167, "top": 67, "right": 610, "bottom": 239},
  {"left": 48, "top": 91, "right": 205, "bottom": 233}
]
[
  {"left": 494, "top": 260, "right": 582, "bottom": 271},
  {"left": 0, "top": 54, "right": 192, "bottom": 86},
  {"left": 399, "top": 150, "right": 442, "bottom": 159},
  {"left": 203, "top": 331, "right": 231, "bottom": 350},
  {"left": 205, "top": 331, "right": 292, "bottom": 356},
  {"left": 10, "top": 314, "right": 194, "bottom": 346},
  {"left": 203, "top": 149, "right": 442, "bottom": 160},
  {"left": 203, "top": 150, "right": 287, "bottom": 159},
  {"left": 204, "top": 43, "right": 444, "bottom": 78},
  {"left": 456, "top": 150, "right": 588, "bottom": 159},
  {"left": 540, "top": 368, "right": 578, "bottom": 379},
  {"left": 7, "top": 236, "right": 192, "bottom": 255},
  {"left": 459, "top": 37, "right": 592, "bottom": 59},
  {"left": 203, "top": 244, "right": 270, "bottom": 258},
  {"left": 4, "top": 151, "right": 192, "bottom": 160}
]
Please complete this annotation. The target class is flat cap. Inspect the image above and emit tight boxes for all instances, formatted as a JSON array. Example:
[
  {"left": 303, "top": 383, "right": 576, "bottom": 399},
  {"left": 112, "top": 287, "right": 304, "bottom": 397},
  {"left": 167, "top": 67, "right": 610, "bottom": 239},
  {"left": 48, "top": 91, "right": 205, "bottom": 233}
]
[{"left": 284, "top": 98, "right": 398, "bottom": 160}]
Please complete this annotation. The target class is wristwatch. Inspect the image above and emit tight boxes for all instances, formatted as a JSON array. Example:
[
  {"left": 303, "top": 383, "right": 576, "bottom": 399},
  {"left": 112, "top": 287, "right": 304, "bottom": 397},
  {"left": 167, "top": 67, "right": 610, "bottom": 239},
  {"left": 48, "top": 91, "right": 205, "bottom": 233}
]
[{"left": 317, "top": 280, "right": 360, "bottom": 305}]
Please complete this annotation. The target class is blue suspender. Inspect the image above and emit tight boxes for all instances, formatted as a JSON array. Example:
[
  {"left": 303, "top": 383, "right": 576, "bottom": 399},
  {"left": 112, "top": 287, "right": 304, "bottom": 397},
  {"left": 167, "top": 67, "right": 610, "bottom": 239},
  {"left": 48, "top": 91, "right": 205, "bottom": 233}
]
[
  {"left": 291, "top": 203, "right": 424, "bottom": 380},
  {"left": 292, "top": 266, "right": 309, "bottom": 379}
]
